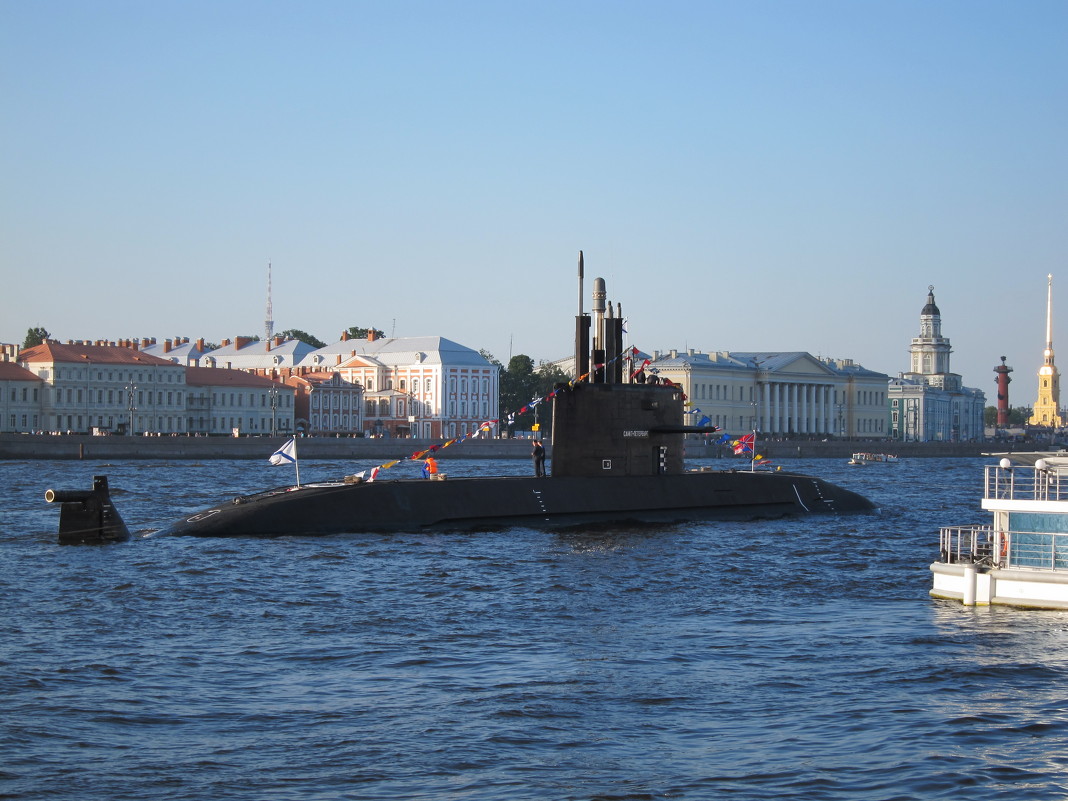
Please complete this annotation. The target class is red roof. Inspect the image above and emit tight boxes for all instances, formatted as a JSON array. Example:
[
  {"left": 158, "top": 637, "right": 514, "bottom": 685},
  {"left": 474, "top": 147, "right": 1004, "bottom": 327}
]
[
  {"left": 0, "top": 361, "right": 42, "bottom": 381},
  {"left": 18, "top": 342, "right": 179, "bottom": 368},
  {"left": 185, "top": 366, "right": 285, "bottom": 388}
]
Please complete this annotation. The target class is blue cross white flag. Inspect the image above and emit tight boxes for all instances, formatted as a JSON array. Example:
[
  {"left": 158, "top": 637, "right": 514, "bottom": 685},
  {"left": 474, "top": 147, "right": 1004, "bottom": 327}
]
[
  {"left": 269, "top": 438, "right": 301, "bottom": 486},
  {"left": 269, "top": 438, "right": 297, "bottom": 465}
]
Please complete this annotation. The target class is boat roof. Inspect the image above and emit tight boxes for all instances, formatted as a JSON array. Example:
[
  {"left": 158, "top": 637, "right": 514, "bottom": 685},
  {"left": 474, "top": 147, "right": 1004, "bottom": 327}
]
[{"left": 986, "top": 451, "right": 1068, "bottom": 467}]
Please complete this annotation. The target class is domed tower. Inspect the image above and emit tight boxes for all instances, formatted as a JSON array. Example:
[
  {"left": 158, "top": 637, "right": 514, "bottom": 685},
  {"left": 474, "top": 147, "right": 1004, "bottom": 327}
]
[
  {"left": 906, "top": 286, "right": 959, "bottom": 391},
  {"left": 1029, "top": 274, "right": 1062, "bottom": 427}
]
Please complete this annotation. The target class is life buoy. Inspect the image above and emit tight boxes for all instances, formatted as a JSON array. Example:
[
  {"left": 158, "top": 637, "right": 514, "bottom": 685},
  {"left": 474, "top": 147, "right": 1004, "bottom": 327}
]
[{"left": 1000, "top": 533, "right": 1008, "bottom": 558}]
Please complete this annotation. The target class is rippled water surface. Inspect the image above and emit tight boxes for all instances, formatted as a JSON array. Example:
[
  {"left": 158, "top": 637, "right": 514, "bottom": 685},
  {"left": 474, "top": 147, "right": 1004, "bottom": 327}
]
[{"left": 4, "top": 456, "right": 1068, "bottom": 800}]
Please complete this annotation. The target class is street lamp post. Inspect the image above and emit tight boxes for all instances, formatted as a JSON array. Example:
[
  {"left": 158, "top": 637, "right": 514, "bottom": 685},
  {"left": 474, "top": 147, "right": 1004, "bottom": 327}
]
[
  {"left": 269, "top": 383, "right": 279, "bottom": 437},
  {"left": 125, "top": 382, "right": 137, "bottom": 436}
]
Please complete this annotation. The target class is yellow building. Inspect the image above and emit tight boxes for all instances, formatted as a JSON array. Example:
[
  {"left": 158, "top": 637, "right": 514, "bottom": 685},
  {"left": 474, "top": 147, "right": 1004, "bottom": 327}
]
[{"left": 1029, "top": 274, "right": 1063, "bottom": 427}]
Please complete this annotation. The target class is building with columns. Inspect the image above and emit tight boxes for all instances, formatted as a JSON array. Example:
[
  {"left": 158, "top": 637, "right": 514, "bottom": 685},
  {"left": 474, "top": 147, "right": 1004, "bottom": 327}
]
[
  {"left": 647, "top": 349, "right": 889, "bottom": 438},
  {"left": 1029, "top": 274, "right": 1062, "bottom": 428},
  {"left": 888, "top": 287, "right": 985, "bottom": 441}
]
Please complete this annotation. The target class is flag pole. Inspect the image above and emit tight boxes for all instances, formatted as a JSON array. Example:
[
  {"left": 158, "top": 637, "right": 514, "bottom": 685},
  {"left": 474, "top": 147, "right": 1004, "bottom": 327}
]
[
  {"left": 751, "top": 429, "right": 757, "bottom": 473},
  {"left": 294, "top": 436, "right": 301, "bottom": 487}
]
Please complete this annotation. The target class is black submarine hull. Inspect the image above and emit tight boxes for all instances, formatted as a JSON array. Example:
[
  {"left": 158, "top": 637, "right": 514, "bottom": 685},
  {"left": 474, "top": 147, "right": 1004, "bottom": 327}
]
[{"left": 160, "top": 470, "right": 874, "bottom": 537}]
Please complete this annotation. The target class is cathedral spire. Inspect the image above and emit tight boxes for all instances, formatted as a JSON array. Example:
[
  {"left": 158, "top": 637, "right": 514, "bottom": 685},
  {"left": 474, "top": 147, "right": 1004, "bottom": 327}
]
[
  {"left": 1045, "top": 273, "right": 1055, "bottom": 361},
  {"left": 1029, "top": 273, "right": 1062, "bottom": 427}
]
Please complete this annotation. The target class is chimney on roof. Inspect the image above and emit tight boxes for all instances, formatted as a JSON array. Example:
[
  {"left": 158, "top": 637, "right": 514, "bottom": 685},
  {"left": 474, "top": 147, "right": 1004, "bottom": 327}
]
[
  {"left": 341, "top": 330, "right": 349, "bottom": 341},
  {"left": 336, "top": 354, "right": 342, "bottom": 365},
  {"left": 367, "top": 330, "right": 377, "bottom": 342},
  {"left": 164, "top": 339, "right": 172, "bottom": 353},
  {"left": 274, "top": 335, "right": 283, "bottom": 347},
  {"left": 196, "top": 338, "right": 205, "bottom": 351},
  {"left": 222, "top": 338, "right": 231, "bottom": 347},
  {"left": 235, "top": 336, "right": 252, "bottom": 349}
]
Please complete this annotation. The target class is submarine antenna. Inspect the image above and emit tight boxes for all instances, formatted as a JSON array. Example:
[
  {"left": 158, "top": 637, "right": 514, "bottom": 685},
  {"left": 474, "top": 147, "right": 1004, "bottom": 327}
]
[
  {"left": 575, "top": 251, "right": 591, "bottom": 378},
  {"left": 578, "top": 250, "right": 584, "bottom": 317}
]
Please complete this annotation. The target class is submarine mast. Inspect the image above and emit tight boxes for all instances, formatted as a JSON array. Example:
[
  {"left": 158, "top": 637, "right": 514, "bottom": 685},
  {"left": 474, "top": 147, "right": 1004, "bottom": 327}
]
[{"left": 575, "top": 251, "right": 591, "bottom": 378}]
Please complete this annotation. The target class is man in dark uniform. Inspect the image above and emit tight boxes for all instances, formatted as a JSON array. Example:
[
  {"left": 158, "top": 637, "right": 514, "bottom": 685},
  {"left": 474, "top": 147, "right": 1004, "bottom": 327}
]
[{"left": 532, "top": 439, "right": 546, "bottom": 477}]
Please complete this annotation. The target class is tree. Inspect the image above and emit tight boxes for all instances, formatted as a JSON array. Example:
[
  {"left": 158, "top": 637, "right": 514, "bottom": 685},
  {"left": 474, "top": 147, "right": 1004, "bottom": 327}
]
[
  {"left": 279, "top": 329, "right": 326, "bottom": 348},
  {"left": 500, "top": 355, "right": 538, "bottom": 431},
  {"left": 23, "top": 326, "right": 50, "bottom": 348},
  {"left": 498, "top": 355, "right": 569, "bottom": 434},
  {"left": 531, "top": 362, "right": 571, "bottom": 436},
  {"left": 346, "top": 326, "right": 386, "bottom": 340},
  {"left": 985, "top": 405, "right": 1034, "bottom": 427},
  {"left": 1009, "top": 406, "right": 1033, "bottom": 426}
]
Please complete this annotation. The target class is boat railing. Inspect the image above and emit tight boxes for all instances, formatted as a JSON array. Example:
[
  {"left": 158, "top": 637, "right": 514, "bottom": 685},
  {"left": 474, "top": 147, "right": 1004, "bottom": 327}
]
[
  {"left": 984, "top": 463, "right": 1068, "bottom": 502},
  {"left": 939, "top": 524, "right": 1068, "bottom": 571},
  {"left": 939, "top": 525, "right": 997, "bottom": 566}
]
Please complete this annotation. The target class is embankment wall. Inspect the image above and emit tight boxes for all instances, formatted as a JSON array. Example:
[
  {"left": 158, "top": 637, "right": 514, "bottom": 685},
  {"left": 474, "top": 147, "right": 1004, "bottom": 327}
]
[{"left": 1, "top": 432, "right": 994, "bottom": 461}]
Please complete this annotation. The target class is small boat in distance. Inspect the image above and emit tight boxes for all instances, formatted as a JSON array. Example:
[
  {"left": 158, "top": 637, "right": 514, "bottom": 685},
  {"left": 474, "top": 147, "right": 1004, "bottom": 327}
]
[
  {"left": 848, "top": 452, "right": 899, "bottom": 466},
  {"left": 931, "top": 452, "right": 1068, "bottom": 609}
]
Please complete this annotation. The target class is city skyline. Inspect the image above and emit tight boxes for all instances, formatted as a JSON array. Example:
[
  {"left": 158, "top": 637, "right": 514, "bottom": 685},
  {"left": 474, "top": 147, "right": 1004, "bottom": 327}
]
[{"left": 2, "top": 1, "right": 1065, "bottom": 397}]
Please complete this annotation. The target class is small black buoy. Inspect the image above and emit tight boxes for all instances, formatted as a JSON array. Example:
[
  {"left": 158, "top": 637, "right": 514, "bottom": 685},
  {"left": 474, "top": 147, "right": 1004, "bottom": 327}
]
[{"left": 45, "top": 475, "right": 131, "bottom": 545}]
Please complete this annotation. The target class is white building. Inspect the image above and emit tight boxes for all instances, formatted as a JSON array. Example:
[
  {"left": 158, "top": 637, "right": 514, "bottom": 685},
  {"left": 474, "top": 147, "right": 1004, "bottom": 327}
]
[
  {"left": 18, "top": 341, "right": 189, "bottom": 434},
  {"left": 284, "top": 371, "right": 363, "bottom": 437},
  {"left": 306, "top": 331, "right": 499, "bottom": 439},
  {"left": 140, "top": 336, "right": 208, "bottom": 367},
  {"left": 185, "top": 366, "right": 296, "bottom": 436},
  {"left": 649, "top": 349, "right": 889, "bottom": 438},
  {"left": 888, "top": 287, "right": 985, "bottom": 441},
  {"left": 203, "top": 336, "right": 317, "bottom": 372},
  {"left": 0, "top": 351, "right": 44, "bottom": 433}
]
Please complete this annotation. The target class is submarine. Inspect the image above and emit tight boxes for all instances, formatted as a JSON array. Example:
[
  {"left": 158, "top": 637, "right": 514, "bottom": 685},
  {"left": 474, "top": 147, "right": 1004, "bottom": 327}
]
[{"left": 48, "top": 259, "right": 873, "bottom": 541}]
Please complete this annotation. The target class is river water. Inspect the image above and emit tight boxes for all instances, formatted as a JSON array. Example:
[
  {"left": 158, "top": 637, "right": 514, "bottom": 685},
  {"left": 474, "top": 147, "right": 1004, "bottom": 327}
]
[{"left": 3, "top": 456, "right": 1068, "bottom": 800}]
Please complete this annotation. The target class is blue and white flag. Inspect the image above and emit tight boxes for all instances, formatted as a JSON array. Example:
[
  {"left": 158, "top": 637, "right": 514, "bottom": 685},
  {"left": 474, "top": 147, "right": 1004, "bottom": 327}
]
[{"left": 269, "top": 438, "right": 297, "bottom": 466}]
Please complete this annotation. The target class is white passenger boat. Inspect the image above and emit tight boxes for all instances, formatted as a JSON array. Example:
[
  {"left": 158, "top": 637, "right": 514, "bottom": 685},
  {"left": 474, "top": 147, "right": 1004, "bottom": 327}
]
[
  {"left": 848, "top": 452, "right": 899, "bottom": 465},
  {"left": 931, "top": 453, "right": 1068, "bottom": 609}
]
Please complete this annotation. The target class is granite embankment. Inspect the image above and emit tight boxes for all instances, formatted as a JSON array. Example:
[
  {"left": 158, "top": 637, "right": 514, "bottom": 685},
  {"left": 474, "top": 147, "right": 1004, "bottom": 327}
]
[
  {"left": 0, "top": 433, "right": 538, "bottom": 461},
  {"left": 684, "top": 439, "right": 991, "bottom": 460},
  {"left": 1, "top": 432, "right": 993, "bottom": 461}
]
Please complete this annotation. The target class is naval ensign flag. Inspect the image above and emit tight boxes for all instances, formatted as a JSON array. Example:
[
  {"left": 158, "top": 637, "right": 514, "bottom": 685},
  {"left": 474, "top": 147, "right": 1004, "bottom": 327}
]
[{"left": 269, "top": 438, "right": 301, "bottom": 486}]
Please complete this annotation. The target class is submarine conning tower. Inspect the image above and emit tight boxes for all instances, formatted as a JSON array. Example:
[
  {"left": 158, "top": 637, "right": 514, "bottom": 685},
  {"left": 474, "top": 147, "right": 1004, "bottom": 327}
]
[
  {"left": 552, "top": 258, "right": 690, "bottom": 478},
  {"left": 45, "top": 475, "right": 131, "bottom": 545}
]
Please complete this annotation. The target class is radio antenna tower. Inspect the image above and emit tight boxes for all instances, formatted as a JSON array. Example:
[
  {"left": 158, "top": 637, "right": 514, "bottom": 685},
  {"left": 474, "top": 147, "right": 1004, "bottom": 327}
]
[{"left": 265, "top": 261, "right": 275, "bottom": 342}]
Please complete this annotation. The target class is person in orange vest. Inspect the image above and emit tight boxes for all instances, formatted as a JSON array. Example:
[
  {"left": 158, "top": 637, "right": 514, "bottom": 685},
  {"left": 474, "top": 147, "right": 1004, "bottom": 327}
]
[{"left": 423, "top": 456, "right": 438, "bottom": 478}]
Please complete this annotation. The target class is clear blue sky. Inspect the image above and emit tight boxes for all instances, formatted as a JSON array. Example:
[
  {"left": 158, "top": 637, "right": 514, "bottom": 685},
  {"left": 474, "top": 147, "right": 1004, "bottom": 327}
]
[{"left": 2, "top": 1, "right": 1066, "bottom": 400}]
